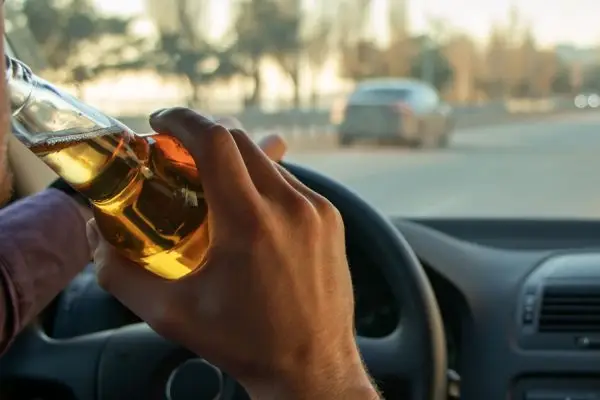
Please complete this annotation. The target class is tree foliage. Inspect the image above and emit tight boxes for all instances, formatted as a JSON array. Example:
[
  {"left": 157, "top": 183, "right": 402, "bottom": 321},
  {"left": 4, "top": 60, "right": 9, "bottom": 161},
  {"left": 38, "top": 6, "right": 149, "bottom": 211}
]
[
  {"left": 144, "top": 0, "right": 240, "bottom": 107},
  {"left": 18, "top": 0, "right": 143, "bottom": 90},
  {"left": 231, "top": 0, "right": 303, "bottom": 107},
  {"left": 339, "top": 35, "right": 454, "bottom": 91},
  {"left": 6, "top": 0, "right": 590, "bottom": 109},
  {"left": 409, "top": 36, "right": 454, "bottom": 91}
]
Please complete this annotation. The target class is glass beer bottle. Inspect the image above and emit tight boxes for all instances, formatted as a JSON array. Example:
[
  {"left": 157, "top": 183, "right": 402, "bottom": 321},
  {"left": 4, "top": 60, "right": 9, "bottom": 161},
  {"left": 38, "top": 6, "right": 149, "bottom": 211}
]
[{"left": 6, "top": 55, "right": 209, "bottom": 280}]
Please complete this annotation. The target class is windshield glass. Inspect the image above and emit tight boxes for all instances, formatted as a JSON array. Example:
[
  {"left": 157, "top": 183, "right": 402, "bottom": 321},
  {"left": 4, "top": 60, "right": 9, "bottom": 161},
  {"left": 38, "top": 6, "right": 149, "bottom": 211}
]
[
  {"left": 351, "top": 88, "right": 412, "bottom": 102},
  {"left": 3, "top": 0, "right": 596, "bottom": 219}
]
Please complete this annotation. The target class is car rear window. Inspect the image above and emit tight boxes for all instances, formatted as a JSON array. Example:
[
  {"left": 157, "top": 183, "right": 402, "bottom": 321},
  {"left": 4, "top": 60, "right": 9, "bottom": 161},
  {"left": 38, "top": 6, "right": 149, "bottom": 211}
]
[{"left": 350, "top": 88, "right": 412, "bottom": 103}]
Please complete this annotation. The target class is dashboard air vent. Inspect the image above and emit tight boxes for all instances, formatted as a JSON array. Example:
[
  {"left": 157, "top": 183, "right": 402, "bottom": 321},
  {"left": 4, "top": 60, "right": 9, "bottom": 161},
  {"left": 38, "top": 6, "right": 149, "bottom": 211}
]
[{"left": 539, "top": 284, "right": 600, "bottom": 333}]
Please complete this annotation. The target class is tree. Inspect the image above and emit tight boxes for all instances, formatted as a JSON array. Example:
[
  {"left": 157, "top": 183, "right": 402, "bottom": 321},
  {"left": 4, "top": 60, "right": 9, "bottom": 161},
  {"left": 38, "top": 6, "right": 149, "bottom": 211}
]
[
  {"left": 582, "top": 65, "right": 600, "bottom": 93},
  {"left": 230, "top": 0, "right": 303, "bottom": 108},
  {"left": 388, "top": 0, "right": 408, "bottom": 40},
  {"left": 335, "top": 0, "right": 372, "bottom": 45},
  {"left": 267, "top": 0, "right": 303, "bottom": 108},
  {"left": 482, "top": 23, "right": 509, "bottom": 98},
  {"left": 384, "top": 37, "right": 414, "bottom": 77},
  {"left": 339, "top": 40, "right": 388, "bottom": 80},
  {"left": 512, "top": 28, "right": 537, "bottom": 96},
  {"left": 530, "top": 50, "right": 560, "bottom": 97},
  {"left": 146, "top": 0, "right": 238, "bottom": 107},
  {"left": 18, "top": 0, "right": 144, "bottom": 97},
  {"left": 551, "top": 66, "right": 573, "bottom": 95},
  {"left": 498, "top": 23, "right": 539, "bottom": 98},
  {"left": 335, "top": 0, "right": 374, "bottom": 81},
  {"left": 443, "top": 34, "right": 481, "bottom": 102},
  {"left": 409, "top": 35, "right": 454, "bottom": 91},
  {"left": 302, "top": 12, "right": 334, "bottom": 107},
  {"left": 487, "top": 6, "right": 532, "bottom": 98}
]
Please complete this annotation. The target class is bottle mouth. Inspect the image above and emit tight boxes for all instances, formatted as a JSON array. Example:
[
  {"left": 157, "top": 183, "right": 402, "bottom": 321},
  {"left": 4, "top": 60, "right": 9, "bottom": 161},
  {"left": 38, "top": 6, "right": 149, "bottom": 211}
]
[
  {"left": 5, "top": 54, "right": 32, "bottom": 79},
  {"left": 5, "top": 54, "right": 35, "bottom": 115}
]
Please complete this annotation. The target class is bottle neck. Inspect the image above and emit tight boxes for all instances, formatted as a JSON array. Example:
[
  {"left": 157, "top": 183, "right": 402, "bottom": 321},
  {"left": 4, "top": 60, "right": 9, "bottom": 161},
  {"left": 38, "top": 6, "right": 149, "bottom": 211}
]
[
  {"left": 5, "top": 54, "right": 35, "bottom": 115},
  {"left": 4, "top": 54, "right": 133, "bottom": 149}
]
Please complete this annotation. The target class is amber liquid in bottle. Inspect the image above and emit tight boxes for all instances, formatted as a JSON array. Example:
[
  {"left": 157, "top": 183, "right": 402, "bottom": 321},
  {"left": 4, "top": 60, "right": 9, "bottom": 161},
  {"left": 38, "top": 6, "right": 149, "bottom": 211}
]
[{"left": 30, "top": 129, "right": 209, "bottom": 280}]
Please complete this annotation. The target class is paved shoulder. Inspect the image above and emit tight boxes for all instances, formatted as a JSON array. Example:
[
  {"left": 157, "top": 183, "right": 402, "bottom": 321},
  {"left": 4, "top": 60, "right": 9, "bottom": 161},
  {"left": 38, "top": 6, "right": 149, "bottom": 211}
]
[{"left": 287, "top": 115, "right": 600, "bottom": 218}]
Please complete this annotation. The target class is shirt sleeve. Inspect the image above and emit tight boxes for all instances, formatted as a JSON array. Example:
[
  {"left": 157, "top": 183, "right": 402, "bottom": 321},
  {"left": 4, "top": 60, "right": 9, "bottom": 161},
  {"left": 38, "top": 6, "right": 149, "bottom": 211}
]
[{"left": 0, "top": 188, "right": 91, "bottom": 354}]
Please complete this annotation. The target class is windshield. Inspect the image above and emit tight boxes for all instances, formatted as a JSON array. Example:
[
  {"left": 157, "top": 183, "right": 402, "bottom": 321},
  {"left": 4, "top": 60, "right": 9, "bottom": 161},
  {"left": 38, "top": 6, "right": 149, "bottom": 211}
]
[
  {"left": 3, "top": 0, "right": 596, "bottom": 219},
  {"left": 350, "top": 88, "right": 412, "bottom": 103}
]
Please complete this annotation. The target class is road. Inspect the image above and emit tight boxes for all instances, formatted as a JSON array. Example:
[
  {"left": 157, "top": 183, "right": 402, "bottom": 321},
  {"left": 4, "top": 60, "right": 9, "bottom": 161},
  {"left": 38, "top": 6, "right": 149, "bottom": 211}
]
[{"left": 287, "top": 113, "right": 600, "bottom": 218}]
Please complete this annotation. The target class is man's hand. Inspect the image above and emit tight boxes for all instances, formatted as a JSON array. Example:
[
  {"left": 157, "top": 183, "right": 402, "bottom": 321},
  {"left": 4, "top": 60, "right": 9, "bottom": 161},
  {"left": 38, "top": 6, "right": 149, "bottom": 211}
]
[{"left": 87, "top": 108, "right": 379, "bottom": 399}]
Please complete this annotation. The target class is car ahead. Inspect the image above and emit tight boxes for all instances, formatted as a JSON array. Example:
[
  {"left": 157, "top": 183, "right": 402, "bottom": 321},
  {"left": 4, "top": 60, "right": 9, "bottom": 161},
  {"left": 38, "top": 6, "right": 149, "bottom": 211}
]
[{"left": 335, "top": 78, "right": 453, "bottom": 148}]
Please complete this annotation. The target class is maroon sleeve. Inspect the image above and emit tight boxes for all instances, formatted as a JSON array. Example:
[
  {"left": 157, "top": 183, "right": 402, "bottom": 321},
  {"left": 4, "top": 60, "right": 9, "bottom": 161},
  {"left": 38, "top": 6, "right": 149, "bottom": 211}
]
[{"left": 0, "top": 189, "right": 91, "bottom": 354}]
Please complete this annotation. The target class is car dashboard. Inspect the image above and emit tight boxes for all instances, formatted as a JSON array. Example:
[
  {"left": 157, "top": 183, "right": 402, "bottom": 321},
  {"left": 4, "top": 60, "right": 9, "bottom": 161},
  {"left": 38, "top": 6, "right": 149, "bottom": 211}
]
[
  {"left": 370, "top": 217, "right": 600, "bottom": 400},
  {"left": 31, "top": 217, "right": 600, "bottom": 400}
]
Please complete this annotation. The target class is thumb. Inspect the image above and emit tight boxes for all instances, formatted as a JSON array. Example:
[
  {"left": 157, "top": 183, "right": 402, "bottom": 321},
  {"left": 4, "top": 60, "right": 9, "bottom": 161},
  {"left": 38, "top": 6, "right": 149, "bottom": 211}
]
[
  {"left": 87, "top": 219, "right": 171, "bottom": 321},
  {"left": 257, "top": 134, "right": 287, "bottom": 162}
]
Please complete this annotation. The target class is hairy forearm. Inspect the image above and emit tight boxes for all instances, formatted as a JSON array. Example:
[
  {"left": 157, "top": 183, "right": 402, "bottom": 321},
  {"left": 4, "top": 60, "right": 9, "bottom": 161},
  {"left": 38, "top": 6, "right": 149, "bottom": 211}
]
[
  {"left": 293, "top": 366, "right": 381, "bottom": 400},
  {"left": 246, "top": 366, "right": 380, "bottom": 400},
  {"left": 243, "top": 347, "right": 381, "bottom": 400}
]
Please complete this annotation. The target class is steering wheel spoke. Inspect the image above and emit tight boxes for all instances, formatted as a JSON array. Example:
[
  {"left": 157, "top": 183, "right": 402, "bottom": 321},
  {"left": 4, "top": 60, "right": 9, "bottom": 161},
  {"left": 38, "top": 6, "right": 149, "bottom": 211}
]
[
  {"left": 0, "top": 324, "right": 111, "bottom": 399},
  {"left": 97, "top": 323, "right": 192, "bottom": 399},
  {"left": 357, "top": 326, "right": 424, "bottom": 379},
  {"left": 0, "top": 323, "right": 229, "bottom": 400}
]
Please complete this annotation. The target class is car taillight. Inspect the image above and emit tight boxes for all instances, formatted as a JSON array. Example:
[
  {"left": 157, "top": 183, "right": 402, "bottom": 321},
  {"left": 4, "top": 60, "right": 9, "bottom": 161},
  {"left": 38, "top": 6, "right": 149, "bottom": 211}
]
[
  {"left": 391, "top": 102, "right": 412, "bottom": 115},
  {"left": 330, "top": 99, "right": 347, "bottom": 124}
]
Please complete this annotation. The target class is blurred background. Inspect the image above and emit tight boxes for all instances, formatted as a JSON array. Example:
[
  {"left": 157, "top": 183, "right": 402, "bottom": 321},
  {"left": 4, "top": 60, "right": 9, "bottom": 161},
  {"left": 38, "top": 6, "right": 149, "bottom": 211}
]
[
  {"left": 4, "top": 0, "right": 600, "bottom": 217},
  {"left": 5, "top": 0, "right": 594, "bottom": 120}
]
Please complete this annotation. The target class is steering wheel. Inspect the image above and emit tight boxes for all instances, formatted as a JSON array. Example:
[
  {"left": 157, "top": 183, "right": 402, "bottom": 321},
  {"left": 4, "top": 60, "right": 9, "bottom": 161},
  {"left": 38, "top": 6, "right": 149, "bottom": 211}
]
[{"left": 0, "top": 162, "right": 447, "bottom": 400}]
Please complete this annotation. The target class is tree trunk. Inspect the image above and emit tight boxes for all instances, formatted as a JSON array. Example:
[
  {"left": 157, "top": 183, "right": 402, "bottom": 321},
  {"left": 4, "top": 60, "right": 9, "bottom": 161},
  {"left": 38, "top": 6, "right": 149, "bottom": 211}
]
[
  {"left": 291, "top": 68, "right": 301, "bottom": 109},
  {"left": 246, "top": 62, "right": 262, "bottom": 109},
  {"left": 310, "top": 68, "right": 319, "bottom": 109},
  {"left": 184, "top": 75, "right": 201, "bottom": 108}
]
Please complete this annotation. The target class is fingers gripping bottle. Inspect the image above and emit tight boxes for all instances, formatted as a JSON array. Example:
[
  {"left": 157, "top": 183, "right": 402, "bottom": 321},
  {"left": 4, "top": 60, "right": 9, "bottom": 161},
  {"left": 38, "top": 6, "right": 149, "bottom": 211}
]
[{"left": 5, "top": 55, "right": 209, "bottom": 280}]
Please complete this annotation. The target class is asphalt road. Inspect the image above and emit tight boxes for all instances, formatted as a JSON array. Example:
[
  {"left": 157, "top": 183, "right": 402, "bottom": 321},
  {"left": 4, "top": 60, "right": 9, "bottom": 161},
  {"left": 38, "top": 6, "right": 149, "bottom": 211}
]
[{"left": 287, "top": 112, "right": 600, "bottom": 218}]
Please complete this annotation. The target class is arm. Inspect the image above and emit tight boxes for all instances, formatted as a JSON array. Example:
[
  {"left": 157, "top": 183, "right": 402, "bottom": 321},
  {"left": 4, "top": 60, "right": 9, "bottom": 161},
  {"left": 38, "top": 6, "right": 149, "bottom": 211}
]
[
  {"left": 0, "top": 188, "right": 91, "bottom": 354},
  {"left": 244, "top": 347, "right": 381, "bottom": 400},
  {"left": 248, "top": 368, "right": 381, "bottom": 400}
]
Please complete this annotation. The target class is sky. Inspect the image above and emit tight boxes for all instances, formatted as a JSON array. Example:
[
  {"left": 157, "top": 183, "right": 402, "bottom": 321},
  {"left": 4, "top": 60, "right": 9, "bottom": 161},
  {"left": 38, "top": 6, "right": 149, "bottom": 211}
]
[
  {"left": 94, "top": 0, "right": 600, "bottom": 47},
  {"left": 409, "top": 0, "right": 600, "bottom": 47}
]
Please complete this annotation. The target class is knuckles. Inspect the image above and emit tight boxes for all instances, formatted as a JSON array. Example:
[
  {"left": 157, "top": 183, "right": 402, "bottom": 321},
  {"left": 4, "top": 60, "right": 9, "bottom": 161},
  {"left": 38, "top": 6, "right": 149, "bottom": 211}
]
[
  {"left": 311, "top": 194, "right": 343, "bottom": 227},
  {"left": 286, "top": 193, "right": 320, "bottom": 222},
  {"left": 205, "top": 123, "right": 235, "bottom": 148},
  {"left": 236, "top": 189, "right": 344, "bottom": 249}
]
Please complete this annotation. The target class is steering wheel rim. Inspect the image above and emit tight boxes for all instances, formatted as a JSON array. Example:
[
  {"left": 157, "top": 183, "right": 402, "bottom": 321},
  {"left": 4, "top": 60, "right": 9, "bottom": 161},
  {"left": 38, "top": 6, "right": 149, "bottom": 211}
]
[
  {"left": 284, "top": 162, "right": 447, "bottom": 399},
  {"left": 0, "top": 162, "right": 447, "bottom": 400}
]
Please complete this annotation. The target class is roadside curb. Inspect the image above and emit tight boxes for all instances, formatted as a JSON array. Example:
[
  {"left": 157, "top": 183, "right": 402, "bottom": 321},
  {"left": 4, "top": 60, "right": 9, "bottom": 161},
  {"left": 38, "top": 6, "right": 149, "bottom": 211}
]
[{"left": 117, "top": 107, "right": 590, "bottom": 152}]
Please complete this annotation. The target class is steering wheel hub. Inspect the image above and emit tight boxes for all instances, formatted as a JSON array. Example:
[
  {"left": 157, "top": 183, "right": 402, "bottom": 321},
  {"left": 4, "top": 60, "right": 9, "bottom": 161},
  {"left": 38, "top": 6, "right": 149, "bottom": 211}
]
[{"left": 166, "top": 359, "right": 223, "bottom": 400}]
